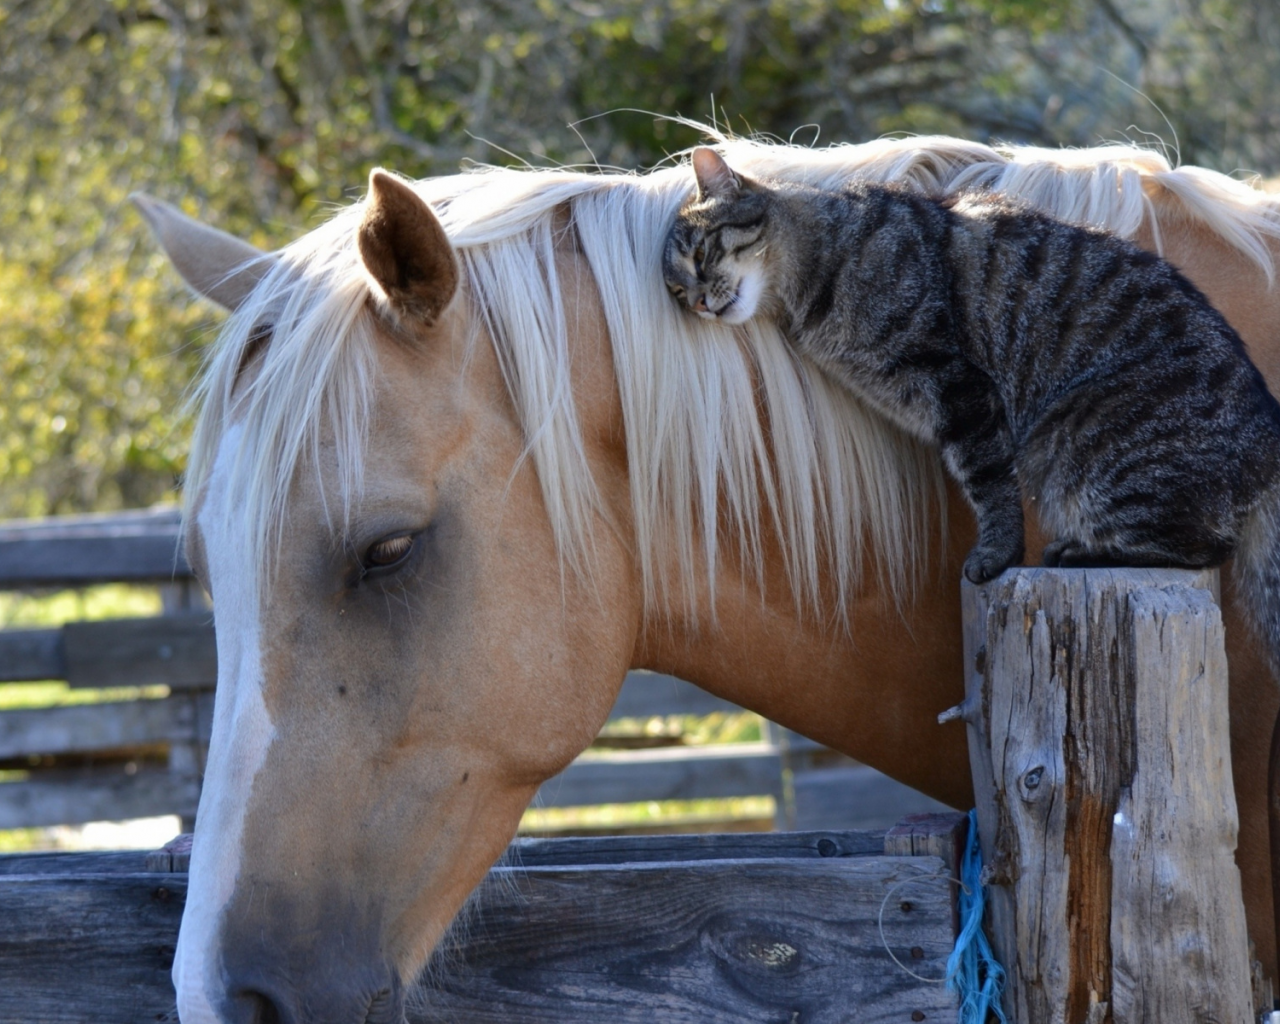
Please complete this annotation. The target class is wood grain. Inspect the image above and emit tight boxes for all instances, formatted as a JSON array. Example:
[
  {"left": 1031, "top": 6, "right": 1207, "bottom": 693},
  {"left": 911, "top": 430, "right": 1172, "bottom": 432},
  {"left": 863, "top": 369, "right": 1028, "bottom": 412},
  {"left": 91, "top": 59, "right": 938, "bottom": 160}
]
[
  {"left": 0, "top": 833, "right": 960, "bottom": 1024},
  {"left": 0, "top": 507, "right": 190, "bottom": 587},
  {"left": 63, "top": 615, "right": 217, "bottom": 690},
  {"left": 535, "top": 742, "right": 785, "bottom": 806},
  {"left": 0, "top": 627, "right": 66, "bottom": 682},
  {"left": 961, "top": 568, "right": 1251, "bottom": 1024},
  {"left": 418, "top": 857, "right": 958, "bottom": 1023},
  {"left": 0, "top": 873, "right": 185, "bottom": 1024},
  {"left": 1109, "top": 584, "right": 1253, "bottom": 1024},
  {"left": 794, "top": 764, "right": 954, "bottom": 831},
  {"left": 0, "top": 765, "right": 200, "bottom": 829},
  {"left": 0, "top": 850, "right": 153, "bottom": 875},
  {"left": 0, "top": 693, "right": 209, "bottom": 760},
  {"left": 609, "top": 671, "right": 745, "bottom": 719}
]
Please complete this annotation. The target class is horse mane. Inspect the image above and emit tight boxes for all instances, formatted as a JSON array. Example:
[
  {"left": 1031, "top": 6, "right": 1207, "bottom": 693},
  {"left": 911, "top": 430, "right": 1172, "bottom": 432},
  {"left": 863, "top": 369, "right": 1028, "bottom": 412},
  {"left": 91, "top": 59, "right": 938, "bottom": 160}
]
[{"left": 184, "top": 131, "right": 1280, "bottom": 619}]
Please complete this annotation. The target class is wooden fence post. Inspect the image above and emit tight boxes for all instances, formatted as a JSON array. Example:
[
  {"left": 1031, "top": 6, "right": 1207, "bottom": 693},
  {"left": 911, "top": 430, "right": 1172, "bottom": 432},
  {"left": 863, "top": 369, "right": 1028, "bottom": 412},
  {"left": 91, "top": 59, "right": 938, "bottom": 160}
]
[{"left": 956, "top": 568, "right": 1253, "bottom": 1024}]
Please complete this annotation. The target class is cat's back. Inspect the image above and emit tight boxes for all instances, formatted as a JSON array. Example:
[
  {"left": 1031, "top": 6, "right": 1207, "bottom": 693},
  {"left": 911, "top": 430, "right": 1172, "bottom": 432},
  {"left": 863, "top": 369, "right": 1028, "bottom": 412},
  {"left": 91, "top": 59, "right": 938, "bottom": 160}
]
[
  {"left": 940, "top": 191, "right": 1255, "bottom": 378},
  {"left": 947, "top": 194, "right": 1280, "bottom": 489}
]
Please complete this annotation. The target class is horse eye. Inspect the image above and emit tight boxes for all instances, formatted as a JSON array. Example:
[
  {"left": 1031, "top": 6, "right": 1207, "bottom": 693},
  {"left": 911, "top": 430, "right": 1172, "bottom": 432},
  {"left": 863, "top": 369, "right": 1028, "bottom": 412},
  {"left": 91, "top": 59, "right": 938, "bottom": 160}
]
[{"left": 364, "top": 534, "right": 414, "bottom": 570}]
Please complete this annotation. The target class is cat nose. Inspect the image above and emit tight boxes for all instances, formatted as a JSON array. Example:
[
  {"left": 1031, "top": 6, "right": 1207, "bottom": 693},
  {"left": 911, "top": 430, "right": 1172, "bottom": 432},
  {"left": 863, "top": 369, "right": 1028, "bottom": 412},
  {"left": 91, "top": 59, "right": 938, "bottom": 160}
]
[{"left": 693, "top": 295, "right": 709, "bottom": 312}]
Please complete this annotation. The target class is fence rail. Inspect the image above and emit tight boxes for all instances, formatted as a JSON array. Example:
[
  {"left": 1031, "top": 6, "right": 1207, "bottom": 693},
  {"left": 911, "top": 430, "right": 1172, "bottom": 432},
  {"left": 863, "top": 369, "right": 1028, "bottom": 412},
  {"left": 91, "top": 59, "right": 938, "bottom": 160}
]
[{"left": 0, "top": 813, "right": 966, "bottom": 1024}]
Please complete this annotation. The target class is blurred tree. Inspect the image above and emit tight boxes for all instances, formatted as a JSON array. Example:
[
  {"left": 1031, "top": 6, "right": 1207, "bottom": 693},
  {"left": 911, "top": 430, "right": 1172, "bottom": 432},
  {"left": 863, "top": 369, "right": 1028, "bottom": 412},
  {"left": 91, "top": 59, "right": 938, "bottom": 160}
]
[{"left": 0, "top": 0, "right": 1274, "bottom": 516}]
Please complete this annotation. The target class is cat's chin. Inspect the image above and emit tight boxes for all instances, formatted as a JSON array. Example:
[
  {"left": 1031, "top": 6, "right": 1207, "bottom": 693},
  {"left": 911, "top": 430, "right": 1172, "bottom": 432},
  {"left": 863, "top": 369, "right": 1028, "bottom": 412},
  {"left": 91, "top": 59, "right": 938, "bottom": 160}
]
[
  {"left": 698, "top": 302, "right": 751, "bottom": 325},
  {"left": 715, "top": 304, "right": 753, "bottom": 325}
]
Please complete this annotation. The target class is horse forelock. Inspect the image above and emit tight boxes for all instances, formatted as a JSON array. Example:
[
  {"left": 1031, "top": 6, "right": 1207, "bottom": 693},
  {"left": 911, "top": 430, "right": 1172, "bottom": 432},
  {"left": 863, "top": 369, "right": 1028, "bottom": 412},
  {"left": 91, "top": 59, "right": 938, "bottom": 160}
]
[{"left": 181, "top": 130, "right": 1280, "bottom": 619}]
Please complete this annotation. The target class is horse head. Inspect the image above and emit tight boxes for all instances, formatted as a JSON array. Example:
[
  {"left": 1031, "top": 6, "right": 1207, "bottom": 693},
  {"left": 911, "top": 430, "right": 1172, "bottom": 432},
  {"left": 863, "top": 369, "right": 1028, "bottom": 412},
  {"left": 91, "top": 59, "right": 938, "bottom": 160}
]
[{"left": 138, "top": 171, "right": 639, "bottom": 1024}]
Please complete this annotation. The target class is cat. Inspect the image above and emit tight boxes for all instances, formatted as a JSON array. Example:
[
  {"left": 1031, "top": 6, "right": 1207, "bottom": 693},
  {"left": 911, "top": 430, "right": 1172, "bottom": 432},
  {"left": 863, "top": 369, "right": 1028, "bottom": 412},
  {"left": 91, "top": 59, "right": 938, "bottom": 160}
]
[{"left": 663, "top": 146, "right": 1280, "bottom": 662}]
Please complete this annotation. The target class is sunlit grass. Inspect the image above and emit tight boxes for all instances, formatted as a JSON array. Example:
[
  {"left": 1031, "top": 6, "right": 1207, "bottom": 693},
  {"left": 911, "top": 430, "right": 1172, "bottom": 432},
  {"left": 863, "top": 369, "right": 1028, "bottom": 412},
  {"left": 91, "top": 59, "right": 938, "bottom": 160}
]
[
  {"left": 0, "top": 681, "right": 170, "bottom": 710},
  {"left": 0, "top": 828, "right": 48, "bottom": 853},
  {"left": 520, "top": 796, "right": 776, "bottom": 835},
  {"left": 0, "top": 583, "right": 163, "bottom": 628}
]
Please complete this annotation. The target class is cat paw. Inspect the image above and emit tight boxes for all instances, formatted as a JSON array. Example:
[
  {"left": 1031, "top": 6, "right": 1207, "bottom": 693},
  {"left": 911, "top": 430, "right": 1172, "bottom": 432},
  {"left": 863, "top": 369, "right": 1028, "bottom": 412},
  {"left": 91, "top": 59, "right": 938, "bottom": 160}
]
[
  {"left": 963, "top": 545, "right": 1019, "bottom": 584},
  {"left": 1043, "top": 540, "right": 1123, "bottom": 568},
  {"left": 1042, "top": 539, "right": 1078, "bottom": 567}
]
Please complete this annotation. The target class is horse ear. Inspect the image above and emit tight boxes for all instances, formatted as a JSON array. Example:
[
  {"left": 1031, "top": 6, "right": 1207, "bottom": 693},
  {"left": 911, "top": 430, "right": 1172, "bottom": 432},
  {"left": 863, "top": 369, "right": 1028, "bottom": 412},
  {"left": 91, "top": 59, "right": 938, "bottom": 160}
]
[
  {"left": 358, "top": 169, "right": 459, "bottom": 325},
  {"left": 131, "top": 193, "right": 274, "bottom": 312},
  {"left": 691, "top": 147, "right": 743, "bottom": 201}
]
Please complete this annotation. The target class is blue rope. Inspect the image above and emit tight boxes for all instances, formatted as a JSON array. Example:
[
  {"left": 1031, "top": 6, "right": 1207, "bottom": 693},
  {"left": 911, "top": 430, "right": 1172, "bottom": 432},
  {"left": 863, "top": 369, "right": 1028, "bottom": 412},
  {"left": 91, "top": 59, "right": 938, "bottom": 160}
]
[{"left": 946, "top": 809, "right": 1008, "bottom": 1024}]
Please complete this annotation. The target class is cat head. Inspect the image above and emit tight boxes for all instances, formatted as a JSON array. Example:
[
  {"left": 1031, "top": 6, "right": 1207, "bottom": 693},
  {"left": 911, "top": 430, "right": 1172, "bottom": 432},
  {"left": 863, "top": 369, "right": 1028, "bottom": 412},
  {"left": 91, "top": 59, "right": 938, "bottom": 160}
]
[{"left": 663, "top": 148, "right": 773, "bottom": 326}]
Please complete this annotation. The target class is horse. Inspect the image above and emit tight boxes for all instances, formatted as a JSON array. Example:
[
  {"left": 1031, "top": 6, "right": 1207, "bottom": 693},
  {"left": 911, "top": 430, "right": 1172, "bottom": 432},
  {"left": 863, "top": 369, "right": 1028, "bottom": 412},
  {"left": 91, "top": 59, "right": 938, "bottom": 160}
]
[{"left": 134, "top": 133, "right": 1280, "bottom": 1023}]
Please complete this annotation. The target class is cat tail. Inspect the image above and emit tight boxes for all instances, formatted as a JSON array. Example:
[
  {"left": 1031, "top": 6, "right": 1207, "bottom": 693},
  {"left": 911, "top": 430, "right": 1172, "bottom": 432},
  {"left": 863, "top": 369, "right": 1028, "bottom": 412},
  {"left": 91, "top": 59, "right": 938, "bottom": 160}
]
[{"left": 1233, "top": 477, "right": 1280, "bottom": 679}]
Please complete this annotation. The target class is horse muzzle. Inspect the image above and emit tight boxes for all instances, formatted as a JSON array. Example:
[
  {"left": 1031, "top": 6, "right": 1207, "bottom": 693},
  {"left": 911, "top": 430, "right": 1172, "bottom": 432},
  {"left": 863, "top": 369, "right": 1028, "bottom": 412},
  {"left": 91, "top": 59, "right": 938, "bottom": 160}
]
[
  {"left": 216, "top": 967, "right": 405, "bottom": 1024},
  {"left": 210, "top": 884, "right": 407, "bottom": 1024}
]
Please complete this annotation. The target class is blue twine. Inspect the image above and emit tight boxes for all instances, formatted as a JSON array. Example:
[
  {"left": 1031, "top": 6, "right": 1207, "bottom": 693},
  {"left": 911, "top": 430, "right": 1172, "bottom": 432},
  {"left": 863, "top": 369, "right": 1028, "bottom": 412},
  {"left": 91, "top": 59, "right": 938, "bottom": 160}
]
[{"left": 946, "top": 809, "right": 1008, "bottom": 1024}]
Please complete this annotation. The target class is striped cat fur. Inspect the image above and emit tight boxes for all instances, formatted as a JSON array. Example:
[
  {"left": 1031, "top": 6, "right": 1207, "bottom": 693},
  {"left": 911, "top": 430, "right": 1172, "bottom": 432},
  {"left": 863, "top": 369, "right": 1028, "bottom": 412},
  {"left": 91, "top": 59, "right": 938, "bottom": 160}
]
[{"left": 664, "top": 147, "right": 1280, "bottom": 669}]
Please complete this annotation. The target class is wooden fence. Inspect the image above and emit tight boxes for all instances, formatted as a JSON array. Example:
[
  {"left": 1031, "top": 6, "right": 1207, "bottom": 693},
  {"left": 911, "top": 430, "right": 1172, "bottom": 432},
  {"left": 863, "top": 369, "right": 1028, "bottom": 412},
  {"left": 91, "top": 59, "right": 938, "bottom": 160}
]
[
  {"left": 0, "top": 508, "right": 947, "bottom": 835},
  {"left": 0, "top": 811, "right": 967, "bottom": 1023},
  {"left": 950, "top": 567, "right": 1264, "bottom": 1024},
  {"left": 2, "top": 517, "right": 1265, "bottom": 1022}
]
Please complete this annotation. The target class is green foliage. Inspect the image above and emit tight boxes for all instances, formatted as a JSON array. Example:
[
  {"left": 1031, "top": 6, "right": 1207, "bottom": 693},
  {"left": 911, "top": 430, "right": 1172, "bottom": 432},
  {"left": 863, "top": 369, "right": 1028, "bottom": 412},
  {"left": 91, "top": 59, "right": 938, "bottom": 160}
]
[{"left": 1, "top": 0, "right": 1276, "bottom": 516}]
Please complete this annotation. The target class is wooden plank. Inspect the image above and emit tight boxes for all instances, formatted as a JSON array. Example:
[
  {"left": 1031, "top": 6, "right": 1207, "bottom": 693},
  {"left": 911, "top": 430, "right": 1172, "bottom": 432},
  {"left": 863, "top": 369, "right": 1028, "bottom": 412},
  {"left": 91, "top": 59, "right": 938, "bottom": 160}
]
[
  {"left": 63, "top": 614, "right": 217, "bottom": 689},
  {"left": 417, "top": 856, "right": 957, "bottom": 1022},
  {"left": 0, "top": 850, "right": 153, "bottom": 875},
  {"left": 1109, "top": 584, "right": 1253, "bottom": 1024},
  {"left": 0, "top": 873, "right": 185, "bottom": 1024},
  {"left": 960, "top": 568, "right": 1251, "bottom": 1024},
  {"left": 883, "top": 811, "right": 967, "bottom": 862},
  {"left": 0, "top": 694, "right": 205, "bottom": 759},
  {"left": 0, "top": 627, "right": 65, "bottom": 682},
  {"left": 792, "top": 764, "right": 955, "bottom": 831},
  {"left": 0, "top": 507, "right": 190, "bottom": 587},
  {"left": 608, "top": 671, "right": 744, "bottom": 720},
  {"left": 139, "top": 828, "right": 893, "bottom": 875},
  {"left": 0, "top": 848, "right": 956, "bottom": 1024},
  {"left": 0, "top": 766, "right": 200, "bottom": 829},
  {"left": 0, "top": 507, "right": 182, "bottom": 538},
  {"left": 509, "top": 828, "right": 890, "bottom": 867},
  {"left": 0, "top": 615, "right": 218, "bottom": 687},
  {"left": 534, "top": 742, "right": 783, "bottom": 808}
]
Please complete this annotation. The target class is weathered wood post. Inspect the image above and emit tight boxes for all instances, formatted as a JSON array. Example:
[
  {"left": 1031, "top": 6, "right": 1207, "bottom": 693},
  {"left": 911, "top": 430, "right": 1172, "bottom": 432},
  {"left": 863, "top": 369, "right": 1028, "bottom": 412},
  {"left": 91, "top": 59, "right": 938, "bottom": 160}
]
[{"left": 955, "top": 568, "right": 1253, "bottom": 1024}]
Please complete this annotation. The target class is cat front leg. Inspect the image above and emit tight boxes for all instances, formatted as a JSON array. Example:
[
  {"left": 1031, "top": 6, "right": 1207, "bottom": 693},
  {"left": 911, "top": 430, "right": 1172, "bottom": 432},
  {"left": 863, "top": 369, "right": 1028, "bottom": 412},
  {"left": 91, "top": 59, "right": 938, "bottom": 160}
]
[
  {"left": 956, "top": 471, "right": 1025, "bottom": 583},
  {"left": 938, "top": 386, "right": 1025, "bottom": 584}
]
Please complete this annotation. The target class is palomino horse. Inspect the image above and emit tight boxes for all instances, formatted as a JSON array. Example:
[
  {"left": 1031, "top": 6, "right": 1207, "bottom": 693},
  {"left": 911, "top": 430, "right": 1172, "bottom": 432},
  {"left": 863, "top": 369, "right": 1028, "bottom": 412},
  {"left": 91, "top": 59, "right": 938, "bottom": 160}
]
[{"left": 135, "top": 135, "right": 1280, "bottom": 1023}]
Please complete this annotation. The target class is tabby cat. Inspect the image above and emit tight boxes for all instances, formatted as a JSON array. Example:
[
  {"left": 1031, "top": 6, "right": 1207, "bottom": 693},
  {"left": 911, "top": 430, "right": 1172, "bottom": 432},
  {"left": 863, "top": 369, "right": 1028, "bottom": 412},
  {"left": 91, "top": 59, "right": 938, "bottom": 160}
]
[{"left": 664, "top": 146, "right": 1280, "bottom": 662}]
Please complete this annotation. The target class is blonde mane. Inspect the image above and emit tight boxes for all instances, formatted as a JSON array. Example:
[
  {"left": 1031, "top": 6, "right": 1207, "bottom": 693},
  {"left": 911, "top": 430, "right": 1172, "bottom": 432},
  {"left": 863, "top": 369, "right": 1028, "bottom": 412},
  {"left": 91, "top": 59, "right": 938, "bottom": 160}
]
[{"left": 185, "top": 132, "right": 1280, "bottom": 619}]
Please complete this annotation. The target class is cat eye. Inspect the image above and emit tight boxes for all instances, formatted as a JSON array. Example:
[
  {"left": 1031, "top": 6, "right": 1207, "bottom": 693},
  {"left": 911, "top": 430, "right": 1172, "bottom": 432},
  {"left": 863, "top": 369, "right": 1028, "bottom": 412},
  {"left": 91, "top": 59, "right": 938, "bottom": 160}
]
[
  {"left": 362, "top": 533, "right": 415, "bottom": 573},
  {"left": 693, "top": 243, "right": 706, "bottom": 264}
]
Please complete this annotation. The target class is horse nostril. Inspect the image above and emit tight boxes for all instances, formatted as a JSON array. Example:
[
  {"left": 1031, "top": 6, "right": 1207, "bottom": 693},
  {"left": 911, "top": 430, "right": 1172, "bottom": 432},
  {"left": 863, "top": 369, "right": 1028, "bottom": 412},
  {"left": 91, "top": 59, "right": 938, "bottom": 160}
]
[
  {"left": 229, "top": 990, "right": 285, "bottom": 1024},
  {"left": 365, "top": 983, "right": 405, "bottom": 1024}
]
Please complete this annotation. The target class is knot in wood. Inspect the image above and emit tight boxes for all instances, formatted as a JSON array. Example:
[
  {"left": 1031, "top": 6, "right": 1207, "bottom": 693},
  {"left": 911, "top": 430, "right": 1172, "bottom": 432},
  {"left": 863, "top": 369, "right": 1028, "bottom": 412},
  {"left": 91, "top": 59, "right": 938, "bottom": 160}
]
[
  {"left": 1018, "top": 765, "right": 1047, "bottom": 801},
  {"left": 748, "top": 940, "right": 798, "bottom": 968}
]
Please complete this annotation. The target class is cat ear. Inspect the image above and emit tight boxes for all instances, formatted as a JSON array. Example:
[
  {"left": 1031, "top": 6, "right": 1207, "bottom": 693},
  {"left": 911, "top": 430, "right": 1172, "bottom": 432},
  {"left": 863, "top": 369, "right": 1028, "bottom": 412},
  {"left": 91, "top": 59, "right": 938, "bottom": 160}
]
[{"left": 691, "top": 147, "right": 743, "bottom": 201}]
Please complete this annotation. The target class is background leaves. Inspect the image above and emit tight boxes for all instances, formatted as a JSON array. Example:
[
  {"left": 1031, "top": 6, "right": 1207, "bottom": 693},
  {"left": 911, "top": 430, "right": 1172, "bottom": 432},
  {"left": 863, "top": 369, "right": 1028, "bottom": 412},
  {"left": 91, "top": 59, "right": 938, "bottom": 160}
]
[{"left": 2, "top": 0, "right": 1276, "bottom": 516}]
